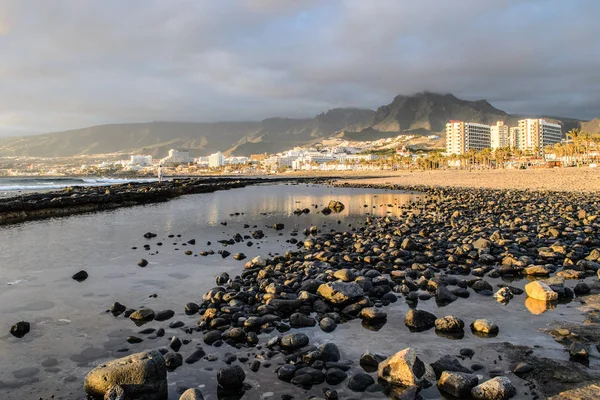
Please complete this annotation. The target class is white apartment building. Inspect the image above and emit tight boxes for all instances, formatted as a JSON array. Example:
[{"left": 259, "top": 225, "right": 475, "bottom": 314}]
[
  {"left": 517, "top": 119, "right": 562, "bottom": 152},
  {"left": 208, "top": 151, "right": 225, "bottom": 168},
  {"left": 129, "top": 155, "right": 152, "bottom": 166},
  {"left": 490, "top": 121, "right": 509, "bottom": 149},
  {"left": 446, "top": 121, "right": 491, "bottom": 155},
  {"left": 509, "top": 127, "right": 519, "bottom": 149},
  {"left": 160, "top": 149, "right": 191, "bottom": 165}
]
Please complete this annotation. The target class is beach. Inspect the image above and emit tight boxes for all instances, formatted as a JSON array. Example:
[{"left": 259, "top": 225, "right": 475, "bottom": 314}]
[{"left": 335, "top": 167, "right": 600, "bottom": 192}]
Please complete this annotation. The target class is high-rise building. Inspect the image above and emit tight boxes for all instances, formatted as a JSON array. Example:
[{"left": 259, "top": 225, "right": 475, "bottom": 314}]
[
  {"left": 509, "top": 127, "right": 519, "bottom": 149},
  {"left": 517, "top": 119, "right": 562, "bottom": 152},
  {"left": 208, "top": 151, "right": 225, "bottom": 168},
  {"left": 490, "top": 121, "right": 509, "bottom": 149},
  {"left": 446, "top": 121, "right": 491, "bottom": 155}
]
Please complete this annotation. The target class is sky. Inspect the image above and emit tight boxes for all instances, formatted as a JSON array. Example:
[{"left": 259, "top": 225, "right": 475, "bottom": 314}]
[{"left": 0, "top": 0, "right": 599, "bottom": 136}]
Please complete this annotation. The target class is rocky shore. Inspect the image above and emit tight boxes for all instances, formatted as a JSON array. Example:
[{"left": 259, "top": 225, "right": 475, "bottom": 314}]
[
  {"left": 0, "top": 177, "right": 314, "bottom": 225},
  {"left": 8, "top": 181, "right": 600, "bottom": 399}
]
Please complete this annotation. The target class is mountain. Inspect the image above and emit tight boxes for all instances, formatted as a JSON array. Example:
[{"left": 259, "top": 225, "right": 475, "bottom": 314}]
[
  {"left": 581, "top": 118, "right": 600, "bottom": 134},
  {"left": 0, "top": 93, "right": 587, "bottom": 158},
  {"left": 369, "top": 92, "right": 509, "bottom": 132}
]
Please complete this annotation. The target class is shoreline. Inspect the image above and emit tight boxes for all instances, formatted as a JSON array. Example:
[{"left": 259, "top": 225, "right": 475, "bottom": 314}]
[{"left": 0, "top": 177, "right": 326, "bottom": 226}]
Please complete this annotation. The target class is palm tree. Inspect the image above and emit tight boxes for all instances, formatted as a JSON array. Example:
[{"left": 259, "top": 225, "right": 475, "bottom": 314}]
[{"left": 566, "top": 128, "right": 582, "bottom": 165}]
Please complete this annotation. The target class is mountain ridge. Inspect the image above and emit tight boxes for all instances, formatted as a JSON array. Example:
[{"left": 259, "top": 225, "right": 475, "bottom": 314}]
[{"left": 0, "top": 93, "right": 590, "bottom": 158}]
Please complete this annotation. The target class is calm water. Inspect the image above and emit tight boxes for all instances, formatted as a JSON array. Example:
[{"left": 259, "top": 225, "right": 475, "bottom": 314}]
[{"left": 0, "top": 184, "right": 592, "bottom": 399}]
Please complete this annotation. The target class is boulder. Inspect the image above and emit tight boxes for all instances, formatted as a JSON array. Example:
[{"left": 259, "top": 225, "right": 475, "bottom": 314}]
[
  {"left": 333, "top": 269, "right": 356, "bottom": 282},
  {"left": 217, "top": 365, "right": 245, "bottom": 389},
  {"left": 179, "top": 388, "right": 204, "bottom": 400},
  {"left": 470, "top": 319, "right": 499, "bottom": 335},
  {"left": 471, "top": 376, "right": 516, "bottom": 400},
  {"left": 347, "top": 373, "right": 374, "bottom": 392},
  {"left": 328, "top": 200, "right": 345, "bottom": 213},
  {"left": 525, "top": 281, "right": 558, "bottom": 301},
  {"left": 83, "top": 350, "right": 167, "bottom": 399},
  {"left": 360, "top": 307, "right": 387, "bottom": 321},
  {"left": 317, "top": 281, "right": 364, "bottom": 305},
  {"left": 434, "top": 316, "right": 464, "bottom": 333},
  {"left": 10, "top": 321, "right": 30, "bottom": 338},
  {"left": 72, "top": 270, "right": 89, "bottom": 281},
  {"left": 377, "top": 348, "right": 435, "bottom": 388},
  {"left": 404, "top": 309, "right": 437, "bottom": 332},
  {"left": 129, "top": 309, "right": 155, "bottom": 323},
  {"left": 280, "top": 333, "right": 309, "bottom": 350},
  {"left": 438, "top": 371, "right": 478, "bottom": 397}
]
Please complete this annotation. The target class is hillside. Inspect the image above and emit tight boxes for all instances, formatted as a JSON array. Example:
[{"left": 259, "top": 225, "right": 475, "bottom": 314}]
[
  {"left": 0, "top": 93, "right": 588, "bottom": 158},
  {"left": 581, "top": 118, "right": 600, "bottom": 134}
]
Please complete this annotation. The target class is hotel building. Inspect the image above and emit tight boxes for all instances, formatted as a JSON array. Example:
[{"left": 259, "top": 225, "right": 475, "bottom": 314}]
[
  {"left": 517, "top": 119, "right": 562, "bottom": 152},
  {"left": 446, "top": 121, "right": 491, "bottom": 155},
  {"left": 490, "top": 121, "right": 510, "bottom": 149}
]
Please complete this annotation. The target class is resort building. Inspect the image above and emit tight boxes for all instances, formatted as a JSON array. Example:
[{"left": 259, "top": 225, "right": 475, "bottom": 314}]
[
  {"left": 517, "top": 119, "right": 562, "bottom": 152},
  {"left": 446, "top": 121, "right": 491, "bottom": 155},
  {"left": 160, "top": 149, "right": 192, "bottom": 165},
  {"left": 490, "top": 121, "right": 509, "bottom": 149},
  {"left": 208, "top": 151, "right": 225, "bottom": 168},
  {"left": 129, "top": 155, "right": 152, "bottom": 166},
  {"left": 509, "top": 127, "right": 519, "bottom": 149}
]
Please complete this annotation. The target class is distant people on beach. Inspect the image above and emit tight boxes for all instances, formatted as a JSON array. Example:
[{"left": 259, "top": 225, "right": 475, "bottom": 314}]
[{"left": 158, "top": 164, "right": 164, "bottom": 182}]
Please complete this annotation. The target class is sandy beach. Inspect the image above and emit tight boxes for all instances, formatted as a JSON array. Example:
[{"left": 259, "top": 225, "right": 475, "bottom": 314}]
[{"left": 333, "top": 167, "right": 600, "bottom": 192}]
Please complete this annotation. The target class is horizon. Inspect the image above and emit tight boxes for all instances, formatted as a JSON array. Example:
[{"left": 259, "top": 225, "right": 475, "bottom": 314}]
[{"left": 1, "top": 1, "right": 599, "bottom": 137}]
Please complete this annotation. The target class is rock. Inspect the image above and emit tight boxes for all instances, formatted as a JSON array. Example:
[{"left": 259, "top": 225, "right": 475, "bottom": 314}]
[
  {"left": 569, "top": 343, "right": 589, "bottom": 359},
  {"left": 360, "top": 307, "right": 388, "bottom": 321},
  {"left": 179, "top": 388, "right": 205, "bottom": 400},
  {"left": 185, "top": 349, "right": 207, "bottom": 364},
  {"left": 280, "top": 333, "right": 309, "bottom": 350},
  {"left": 360, "top": 352, "right": 386, "bottom": 372},
  {"left": 328, "top": 200, "right": 345, "bottom": 213},
  {"left": 110, "top": 302, "right": 127, "bottom": 315},
  {"left": 217, "top": 365, "right": 245, "bottom": 389},
  {"left": 493, "top": 287, "right": 513, "bottom": 303},
  {"left": 434, "top": 316, "right": 464, "bottom": 333},
  {"left": 513, "top": 362, "right": 533, "bottom": 375},
  {"left": 317, "top": 281, "right": 365, "bottom": 304},
  {"left": 347, "top": 373, "right": 374, "bottom": 392},
  {"left": 404, "top": 309, "right": 437, "bottom": 332},
  {"left": 138, "top": 259, "right": 148, "bottom": 267},
  {"left": 216, "top": 272, "right": 229, "bottom": 286},
  {"left": 377, "top": 348, "right": 436, "bottom": 388},
  {"left": 155, "top": 310, "right": 175, "bottom": 321},
  {"left": 431, "top": 355, "right": 471, "bottom": 378},
  {"left": 333, "top": 269, "right": 356, "bottom": 282},
  {"left": 84, "top": 350, "right": 167, "bottom": 399},
  {"left": 273, "top": 223, "right": 285, "bottom": 230},
  {"left": 326, "top": 368, "right": 347, "bottom": 385},
  {"left": 10, "top": 321, "right": 30, "bottom": 338},
  {"left": 470, "top": 319, "right": 499, "bottom": 335},
  {"left": 233, "top": 253, "right": 247, "bottom": 261},
  {"left": 164, "top": 352, "right": 183, "bottom": 370},
  {"left": 129, "top": 309, "right": 155, "bottom": 323},
  {"left": 185, "top": 302, "right": 200, "bottom": 315},
  {"left": 319, "top": 317, "right": 337, "bottom": 332},
  {"left": 289, "top": 313, "right": 316, "bottom": 328},
  {"left": 438, "top": 371, "right": 479, "bottom": 397},
  {"left": 277, "top": 364, "right": 297, "bottom": 381},
  {"left": 436, "top": 285, "right": 458, "bottom": 304},
  {"left": 523, "top": 266, "right": 551, "bottom": 276},
  {"left": 574, "top": 283, "right": 591, "bottom": 296},
  {"left": 72, "top": 270, "right": 89, "bottom": 281},
  {"left": 471, "top": 376, "right": 516, "bottom": 400},
  {"left": 318, "top": 343, "right": 341, "bottom": 362},
  {"left": 525, "top": 281, "right": 558, "bottom": 301}
]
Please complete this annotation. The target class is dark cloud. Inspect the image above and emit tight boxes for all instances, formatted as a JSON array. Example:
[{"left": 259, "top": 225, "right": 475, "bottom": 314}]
[{"left": 0, "top": 0, "right": 598, "bottom": 136}]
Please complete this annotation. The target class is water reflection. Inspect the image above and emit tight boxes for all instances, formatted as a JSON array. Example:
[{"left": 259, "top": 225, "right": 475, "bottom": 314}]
[{"left": 525, "top": 297, "right": 558, "bottom": 315}]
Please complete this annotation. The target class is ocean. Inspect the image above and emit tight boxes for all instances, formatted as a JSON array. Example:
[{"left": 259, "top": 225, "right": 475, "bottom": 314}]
[{"left": 0, "top": 177, "right": 158, "bottom": 197}]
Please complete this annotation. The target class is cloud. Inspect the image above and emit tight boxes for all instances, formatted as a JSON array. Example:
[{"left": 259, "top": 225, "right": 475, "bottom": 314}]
[{"left": 0, "top": 0, "right": 599, "bottom": 136}]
